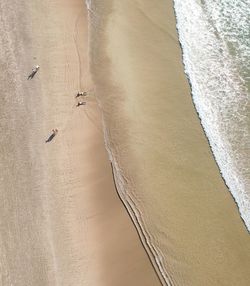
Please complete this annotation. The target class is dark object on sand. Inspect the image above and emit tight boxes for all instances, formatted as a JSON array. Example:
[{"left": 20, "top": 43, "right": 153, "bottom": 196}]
[
  {"left": 27, "top": 65, "right": 40, "bottom": 80},
  {"left": 45, "top": 129, "right": 58, "bottom": 143},
  {"left": 76, "top": 101, "right": 86, "bottom": 107},
  {"left": 75, "top": 91, "right": 87, "bottom": 98}
]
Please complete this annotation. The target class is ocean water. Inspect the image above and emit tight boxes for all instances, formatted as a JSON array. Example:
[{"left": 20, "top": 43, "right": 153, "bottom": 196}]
[{"left": 173, "top": 0, "right": 250, "bottom": 230}]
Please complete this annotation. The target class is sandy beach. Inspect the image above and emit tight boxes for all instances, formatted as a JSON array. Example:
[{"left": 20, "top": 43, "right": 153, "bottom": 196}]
[
  {"left": 89, "top": 0, "right": 250, "bottom": 285},
  {"left": 0, "top": 0, "right": 161, "bottom": 285},
  {"left": 1, "top": 0, "right": 249, "bottom": 285}
]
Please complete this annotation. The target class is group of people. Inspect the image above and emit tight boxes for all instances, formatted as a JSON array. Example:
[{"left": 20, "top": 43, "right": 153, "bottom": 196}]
[
  {"left": 75, "top": 91, "right": 87, "bottom": 107},
  {"left": 27, "top": 65, "right": 88, "bottom": 143}
]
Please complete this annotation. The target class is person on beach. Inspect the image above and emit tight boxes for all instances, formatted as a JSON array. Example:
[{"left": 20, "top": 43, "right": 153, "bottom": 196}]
[
  {"left": 27, "top": 65, "right": 40, "bottom": 80},
  {"left": 76, "top": 101, "right": 86, "bottom": 107},
  {"left": 45, "top": 129, "right": 58, "bottom": 143},
  {"left": 75, "top": 91, "right": 87, "bottom": 98}
]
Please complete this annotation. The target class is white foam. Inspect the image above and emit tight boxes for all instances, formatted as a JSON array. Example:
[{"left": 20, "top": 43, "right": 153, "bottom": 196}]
[
  {"left": 86, "top": 2, "right": 250, "bottom": 284},
  {"left": 173, "top": 0, "right": 250, "bottom": 230},
  {"left": 85, "top": 0, "right": 91, "bottom": 11}
]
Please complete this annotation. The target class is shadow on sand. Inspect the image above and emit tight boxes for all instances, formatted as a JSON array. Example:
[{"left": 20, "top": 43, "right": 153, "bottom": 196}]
[
  {"left": 45, "top": 134, "right": 56, "bottom": 143},
  {"left": 27, "top": 70, "right": 38, "bottom": 80},
  {"left": 45, "top": 130, "right": 58, "bottom": 143}
]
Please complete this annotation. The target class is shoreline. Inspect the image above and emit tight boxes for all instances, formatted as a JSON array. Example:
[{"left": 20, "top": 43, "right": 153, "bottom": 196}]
[
  {"left": 88, "top": 1, "right": 174, "bottom": 284},
  {"left": 109, "top": 159, "right": 167, "bottom": 285},
  {"left": 89, "top": 0, "right": 250, "bottom": 285}
]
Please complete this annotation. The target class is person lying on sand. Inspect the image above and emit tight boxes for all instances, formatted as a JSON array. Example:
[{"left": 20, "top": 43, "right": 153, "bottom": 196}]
[
  {"left": 75, "top": 91, "right": 87, "bottom": 98},
  {"left": 45, "top": 129, "right": 58, "bottom": 143},
  {"left": 27, "top": 65, "right": 40, "bottom": 80},
  {"left": 76, "top": 101, "right": 86, "bottom": 107}
]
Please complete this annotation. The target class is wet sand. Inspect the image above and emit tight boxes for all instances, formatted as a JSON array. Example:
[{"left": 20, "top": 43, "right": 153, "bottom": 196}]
[
  {"left": 89, "top": 0, "right": 250, "bottom": 285},
  {"left": 0, "top": 0, "right": 160, "bottom": 285}
]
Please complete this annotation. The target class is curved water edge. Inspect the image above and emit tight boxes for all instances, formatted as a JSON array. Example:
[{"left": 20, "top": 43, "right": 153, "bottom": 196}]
[
  {"left": 85, "top": 1, "right": 172, "bottom": 285},
  {"left": 173, "top": 0, "right": 250, "bottom": 231},
  {"left": 103, "top": 122, "right": 172, "bottom": 286}
]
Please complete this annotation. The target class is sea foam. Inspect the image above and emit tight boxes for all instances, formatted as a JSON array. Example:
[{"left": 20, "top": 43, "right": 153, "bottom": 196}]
[{"left": 173, "top": 0, "right": 250, "bottom": 230}]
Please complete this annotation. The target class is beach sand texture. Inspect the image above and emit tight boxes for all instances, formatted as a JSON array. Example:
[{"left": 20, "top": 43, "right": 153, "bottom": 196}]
[
  {"left": 89, "top": 0, "right": 250, "bottom": 285},
  {"left": 0, "top": 0, "right": 161, "bottom": 285}
]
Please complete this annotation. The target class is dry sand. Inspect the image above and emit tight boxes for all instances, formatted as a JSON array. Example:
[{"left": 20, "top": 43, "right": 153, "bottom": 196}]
[
  {"left": 89, "top": 0, "right": 250, "bottom": 285},
  {"left": 0, "top": 0, "right": 161, "bottom": 285}
]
